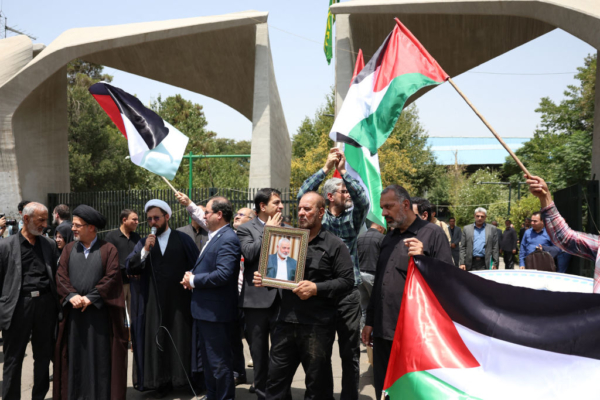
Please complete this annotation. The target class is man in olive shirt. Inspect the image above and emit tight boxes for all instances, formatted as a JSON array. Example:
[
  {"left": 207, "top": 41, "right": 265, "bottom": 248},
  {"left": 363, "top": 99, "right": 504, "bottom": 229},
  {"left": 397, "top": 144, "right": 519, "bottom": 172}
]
[
  {"left": 362, "top": 185, "right": 453, "bottom": 400},
  {"left": 254, "top": 191, "right": 355, "bottom": 399}
]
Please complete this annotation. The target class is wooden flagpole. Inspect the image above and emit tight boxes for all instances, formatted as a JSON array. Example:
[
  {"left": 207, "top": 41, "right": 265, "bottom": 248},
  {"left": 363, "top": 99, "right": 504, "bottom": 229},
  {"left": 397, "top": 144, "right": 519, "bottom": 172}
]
[
  {"left": 161, "top": 176, "right": 179, "bottom": 194},
  {"left": 447, "top": 77, "right": 534, "bottom": 179}
]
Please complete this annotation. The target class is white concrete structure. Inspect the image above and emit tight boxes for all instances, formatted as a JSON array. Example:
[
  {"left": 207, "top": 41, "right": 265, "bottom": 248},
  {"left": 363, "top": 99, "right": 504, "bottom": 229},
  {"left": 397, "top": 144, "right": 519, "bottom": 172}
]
[
  {"left": 331, "top": 0, "right": 600, "bottom": 178},
  {"left": 0, "top": 11, "right": 290, "bottom": 215}
]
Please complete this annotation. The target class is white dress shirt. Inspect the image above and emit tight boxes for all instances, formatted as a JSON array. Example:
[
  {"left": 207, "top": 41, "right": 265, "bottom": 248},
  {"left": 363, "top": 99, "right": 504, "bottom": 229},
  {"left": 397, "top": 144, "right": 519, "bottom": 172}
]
[
  {"left": 276, "top": 256, "right": 288, "bottom": 280},
  {"left": 189, "top": 224, "right": 228, "bottom": 288},
  {"left": 140, "top": 227, "right": 171, "bottom": 260}
]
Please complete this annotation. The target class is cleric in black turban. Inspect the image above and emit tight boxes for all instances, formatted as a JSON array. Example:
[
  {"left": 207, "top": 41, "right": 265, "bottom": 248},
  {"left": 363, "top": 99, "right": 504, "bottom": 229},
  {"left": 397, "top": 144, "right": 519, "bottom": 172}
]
[{"left": 72, "top": 205, "right": 107, "bottom": 230}]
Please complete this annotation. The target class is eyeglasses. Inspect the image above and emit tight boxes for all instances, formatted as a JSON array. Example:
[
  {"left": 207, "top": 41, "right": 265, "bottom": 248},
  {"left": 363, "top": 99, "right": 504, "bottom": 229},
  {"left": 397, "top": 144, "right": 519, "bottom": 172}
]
[
  {"left": 71, "top": 223, "right": 88, "bottom": 229},
  {"left": 235, "top": 213, "right": 247, "bottom": 217},
  {"left": 335, "top": 189, "right": 349, "bottom": 195},
  {"left": 205, "top": 210, "right": 215, "bottom": 216},
  {"left": 147, "top": 216, "right": 163, "bottom": 222}
]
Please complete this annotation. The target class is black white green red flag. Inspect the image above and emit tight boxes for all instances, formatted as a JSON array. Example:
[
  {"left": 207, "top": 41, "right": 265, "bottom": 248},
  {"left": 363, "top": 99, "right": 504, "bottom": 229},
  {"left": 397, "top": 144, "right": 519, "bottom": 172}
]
[
  {"left": 384, "top": 256, "right": 600, "bottom": 399},
  {"left": 89, "top": 82, "right": 189, "bottom": 180}
]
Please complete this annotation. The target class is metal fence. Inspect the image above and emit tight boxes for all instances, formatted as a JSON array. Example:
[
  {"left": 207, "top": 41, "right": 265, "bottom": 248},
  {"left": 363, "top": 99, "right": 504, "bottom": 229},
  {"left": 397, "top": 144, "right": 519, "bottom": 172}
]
[{"left": 48, "top": 187, "right": 300, "bottom": 239}]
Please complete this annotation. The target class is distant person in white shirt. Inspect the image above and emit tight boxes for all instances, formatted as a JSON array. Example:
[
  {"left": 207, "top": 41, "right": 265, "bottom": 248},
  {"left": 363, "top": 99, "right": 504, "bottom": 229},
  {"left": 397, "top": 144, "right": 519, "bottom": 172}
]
[{"left": 266, "top": 238, "right": 297, "bottom": 281}]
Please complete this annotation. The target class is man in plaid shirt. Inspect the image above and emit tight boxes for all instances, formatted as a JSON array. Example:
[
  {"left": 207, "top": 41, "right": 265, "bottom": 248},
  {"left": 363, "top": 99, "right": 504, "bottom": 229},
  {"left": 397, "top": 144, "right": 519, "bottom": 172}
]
[
  {"left": 297, "top": 147, "right": 369, "bottom": 400},
  {"left": 528, "top": 175, "right": 600, "bottom": 292}
]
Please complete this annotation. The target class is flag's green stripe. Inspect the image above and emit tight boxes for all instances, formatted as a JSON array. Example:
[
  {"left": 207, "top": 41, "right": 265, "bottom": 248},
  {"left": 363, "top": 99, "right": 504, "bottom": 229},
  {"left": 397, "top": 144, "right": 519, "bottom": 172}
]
[
  {"left": 347, "top": 73, "right": 442, "bottom": 155},
  {"left": 385, "top": 371, "right": 482, "bottom": 400},
  {"left": 344, "top": 144, "right": 385, "bottom": 228}
]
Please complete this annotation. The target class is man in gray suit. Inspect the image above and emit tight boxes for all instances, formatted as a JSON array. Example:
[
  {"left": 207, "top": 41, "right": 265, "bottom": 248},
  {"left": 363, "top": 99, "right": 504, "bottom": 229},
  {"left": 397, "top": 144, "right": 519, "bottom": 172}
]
[
  {"left": 448, "top": 217, "right": 462, "bottom": 268},
  {"left": 266, "top": 238, "right": 297, "bottom": 281},
  {"left": 459, "top": 207, "right": 499, "bottom": 271}
]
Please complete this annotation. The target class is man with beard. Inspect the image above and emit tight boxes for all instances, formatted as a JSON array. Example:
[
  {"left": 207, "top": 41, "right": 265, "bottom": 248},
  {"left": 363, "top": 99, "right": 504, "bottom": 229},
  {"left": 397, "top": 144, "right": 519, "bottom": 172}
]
[
  {"left": 126, "top": 199, "right": 200, "bottom": 398},
  {"left": 297, "top": 147, "right": 368, "bottom": 400},
  {"left": 0, "top": 202, "right": 60, "bottom": 400},
  {"left": 362, "top": 185, "right": 452, "bottom": 400},
  {"left": 266, "top": 238, "right": 297, "bottom": 281},
  {"left": 54, "top": 204, "right": 128, "bottom": 400},
  {"left": 254, "top": 191, "right": 355, "bottom": 399},
  {"left": 52, "top": 204, "right": 73, "bottom": 244}
]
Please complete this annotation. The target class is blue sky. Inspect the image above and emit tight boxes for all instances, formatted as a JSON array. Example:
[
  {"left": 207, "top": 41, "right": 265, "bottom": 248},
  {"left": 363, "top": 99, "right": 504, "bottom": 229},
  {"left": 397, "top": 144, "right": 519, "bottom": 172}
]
[{"left": 2, "top": 1, "right": 595, "bottom": 143}]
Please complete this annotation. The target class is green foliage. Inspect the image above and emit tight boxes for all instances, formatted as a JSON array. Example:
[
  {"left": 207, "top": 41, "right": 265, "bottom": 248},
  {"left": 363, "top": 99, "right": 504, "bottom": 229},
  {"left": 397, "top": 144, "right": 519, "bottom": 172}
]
[
  {"left": 291, "top": 88, "right": 438, "bottom": 195},
  {"left": 509, "top": 194, "right": 541, "bottom": 232},
  {"left": 503, "top": 54, "right": 596, "bottom": 189},
  {"left": 66, "top": 60, "right": 250, "bottom": 192},
  {"left": 449, "top": 169, "right": 509, "bottom": 227}
]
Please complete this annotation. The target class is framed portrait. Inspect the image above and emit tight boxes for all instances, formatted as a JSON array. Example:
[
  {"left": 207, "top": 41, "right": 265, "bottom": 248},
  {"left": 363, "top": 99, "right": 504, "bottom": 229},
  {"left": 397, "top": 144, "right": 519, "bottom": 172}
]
[{"left": 258, "top": 225, "right": 310, "bottom": 290}]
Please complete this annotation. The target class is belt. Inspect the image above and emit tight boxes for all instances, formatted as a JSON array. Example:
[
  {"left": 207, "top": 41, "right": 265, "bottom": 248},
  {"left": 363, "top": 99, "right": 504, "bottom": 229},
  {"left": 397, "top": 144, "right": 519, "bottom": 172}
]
[
  {"left": 20, "top": 287, "right": 51, "bottom": 298},
  {"left": 473, "top": 257, "right": 483, "bottom": 261}
]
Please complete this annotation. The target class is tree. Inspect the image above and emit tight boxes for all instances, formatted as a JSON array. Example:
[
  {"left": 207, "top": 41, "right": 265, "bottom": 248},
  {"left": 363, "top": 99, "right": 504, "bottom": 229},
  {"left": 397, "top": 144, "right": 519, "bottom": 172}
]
[
  {"left": 291, "top": 89, "right": 438, "bottom": 195},
  {"left": 503, "top": 54, "right": 596, "bottom": 190}
]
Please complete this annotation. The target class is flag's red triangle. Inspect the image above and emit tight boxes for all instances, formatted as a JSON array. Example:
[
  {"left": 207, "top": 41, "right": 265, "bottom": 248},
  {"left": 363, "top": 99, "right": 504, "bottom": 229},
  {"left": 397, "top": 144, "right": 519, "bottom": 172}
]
[
  {"left": 92, "top": 94, "right": 128, "bottom": 139},
  {"left": 383, "top": 257, "right": 480, "bottom": 389},
  {"left": 350, "top": 49, "right": 365, "bottom": 87},
  {"left": 332, "top": 170, "right": 342, "bottom": 178}
]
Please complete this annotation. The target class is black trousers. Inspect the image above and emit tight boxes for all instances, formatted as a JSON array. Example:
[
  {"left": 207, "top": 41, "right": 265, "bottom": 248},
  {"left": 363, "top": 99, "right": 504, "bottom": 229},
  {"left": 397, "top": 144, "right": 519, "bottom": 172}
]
[
  {"left": 195, "top": 319, "right": 235, "bottom": 400},
  {"left": 336, "top": 288, "right": 362, "bottom": 400},
  {"left": 231, "top": 308, "right": 246, "bottom": 379},
  {"left": 2, "top": 292, "right": 57, "bottom": 400},
  {"left": 503, "top": 251, "right": 515, "bottom": 269},
  {"left": 372, "top": 337, "right": 394, "bottom": 400},
  {"left": 244, "top": 300, "right": 279, "bottom": 399},
  {"left": 469, "top": 256, "right": 486, "bottom": 271},
  {"left": 266, "top": 322, "right": 336, "bottom": 400}
]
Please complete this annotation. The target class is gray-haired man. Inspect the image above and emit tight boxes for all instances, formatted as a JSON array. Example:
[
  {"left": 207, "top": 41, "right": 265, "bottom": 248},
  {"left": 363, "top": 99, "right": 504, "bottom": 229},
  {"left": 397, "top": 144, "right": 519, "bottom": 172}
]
[
  {"left": 459, "top": 207, "right": 499, "bottom": 271},
  {"left": 297, "top": 147, "right": 369, "bottom": 400}
]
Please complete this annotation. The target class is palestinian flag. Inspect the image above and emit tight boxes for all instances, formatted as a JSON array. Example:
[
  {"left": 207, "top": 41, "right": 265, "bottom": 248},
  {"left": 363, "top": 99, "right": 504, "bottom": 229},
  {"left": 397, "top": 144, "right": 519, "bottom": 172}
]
[
  {"left": 330, "top": 18, "right": 448, "bottom": 156},
  {"left": 334, "top": 49, "right": 386, "bottom": 228},
  {"left": 385, "top": 256, "right": 600, "bottom": 399},
  {"left": 89, "top": 82, "right": 189, "bottom": 180}
]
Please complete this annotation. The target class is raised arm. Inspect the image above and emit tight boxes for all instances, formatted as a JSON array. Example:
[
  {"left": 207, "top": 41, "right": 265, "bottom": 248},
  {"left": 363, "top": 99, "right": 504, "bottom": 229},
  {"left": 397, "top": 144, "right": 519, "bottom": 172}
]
[
  {"left": 297, "top": 148, "right": 341, "bottom": 202},
  {"left": 175, "top": 191, "right": 209, "bottom": 230}
]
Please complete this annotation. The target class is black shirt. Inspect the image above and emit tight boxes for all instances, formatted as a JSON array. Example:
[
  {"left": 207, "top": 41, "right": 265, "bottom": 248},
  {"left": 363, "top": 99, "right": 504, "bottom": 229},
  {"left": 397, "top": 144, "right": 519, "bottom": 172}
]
[
  {"left": 277, "top": 229, "right": 354, "bottom": 325},
  {"left": 20, "top": 232, "right": 50, "bottom": 292},
  {"left": 367, "top": 217, "right": 453, "bottom": 340},
  {"left": 357, "top": 228, "right": 384, "bottom": 273},
  {"left": 176, "top": 224, "right": 208, "bottom": 252},
  {"left": 104, "top": 228, "right": 141, "bottom": 284},
  {"left": 500, "top": 227, "right": 518, "bottom": 252}
]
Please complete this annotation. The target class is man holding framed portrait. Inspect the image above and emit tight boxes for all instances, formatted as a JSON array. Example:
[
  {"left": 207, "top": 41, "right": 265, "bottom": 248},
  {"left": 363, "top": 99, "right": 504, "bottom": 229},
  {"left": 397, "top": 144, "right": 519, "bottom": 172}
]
[{"left": 254, "top": 191, "right": 355, "bottom": 399}]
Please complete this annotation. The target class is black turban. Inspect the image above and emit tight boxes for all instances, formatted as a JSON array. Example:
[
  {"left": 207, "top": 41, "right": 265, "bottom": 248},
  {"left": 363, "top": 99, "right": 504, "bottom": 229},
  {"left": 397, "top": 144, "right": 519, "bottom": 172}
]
[{"left": 72, "top": 205, "right": 106, "bottom": 229}]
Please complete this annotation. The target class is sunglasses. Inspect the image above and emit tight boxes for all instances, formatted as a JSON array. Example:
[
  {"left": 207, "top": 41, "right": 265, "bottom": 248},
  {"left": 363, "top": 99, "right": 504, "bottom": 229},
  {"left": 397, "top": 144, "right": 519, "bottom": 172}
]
[{"left": 147, "top": 216, "right": 163, "bottom": 222}]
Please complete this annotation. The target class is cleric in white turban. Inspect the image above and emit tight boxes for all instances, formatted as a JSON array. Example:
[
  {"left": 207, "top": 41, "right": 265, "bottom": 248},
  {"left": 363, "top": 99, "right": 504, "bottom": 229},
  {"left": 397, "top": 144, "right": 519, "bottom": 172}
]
[{"left": 125, "top": 198, "right": 201, "bottom": 396}]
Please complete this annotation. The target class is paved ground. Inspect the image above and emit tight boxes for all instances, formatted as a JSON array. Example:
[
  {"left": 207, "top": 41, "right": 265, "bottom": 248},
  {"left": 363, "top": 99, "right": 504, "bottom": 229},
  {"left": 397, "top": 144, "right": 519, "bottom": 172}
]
[{"left": 2, "top": 335, "right": 376, "bottom": 399}]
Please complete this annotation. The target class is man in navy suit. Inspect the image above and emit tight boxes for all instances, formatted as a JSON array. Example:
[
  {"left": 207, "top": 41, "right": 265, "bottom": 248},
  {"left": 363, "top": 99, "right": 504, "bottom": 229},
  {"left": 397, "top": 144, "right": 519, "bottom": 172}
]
[
  {"left": 181, "top": 196, "right": 241, "bottom": 400},
  {"left": 266, "top": 238, "right": 297, "bottom": 281}
]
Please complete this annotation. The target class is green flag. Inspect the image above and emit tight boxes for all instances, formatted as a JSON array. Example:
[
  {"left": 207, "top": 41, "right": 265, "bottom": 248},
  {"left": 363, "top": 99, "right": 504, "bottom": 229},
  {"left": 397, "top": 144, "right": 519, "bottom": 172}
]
[{"left": 324, "top": 0, "right": 339, "bottom": 65}]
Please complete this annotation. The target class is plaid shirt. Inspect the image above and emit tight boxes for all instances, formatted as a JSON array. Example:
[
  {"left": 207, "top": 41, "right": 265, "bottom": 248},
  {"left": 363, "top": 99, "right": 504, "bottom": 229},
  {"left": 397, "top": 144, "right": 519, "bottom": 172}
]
[
  {"left": 542, "top": 202, "right": 600, "bottom": 293},
  {"left": 297, "top": 169, "right": 369, "bottom": 286}
]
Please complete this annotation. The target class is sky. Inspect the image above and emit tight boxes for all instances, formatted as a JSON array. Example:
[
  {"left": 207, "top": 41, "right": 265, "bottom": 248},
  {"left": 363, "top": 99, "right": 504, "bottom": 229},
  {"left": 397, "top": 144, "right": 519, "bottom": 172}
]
[{"left": 1, "top": 0, "right": 596, "bottom": 143}]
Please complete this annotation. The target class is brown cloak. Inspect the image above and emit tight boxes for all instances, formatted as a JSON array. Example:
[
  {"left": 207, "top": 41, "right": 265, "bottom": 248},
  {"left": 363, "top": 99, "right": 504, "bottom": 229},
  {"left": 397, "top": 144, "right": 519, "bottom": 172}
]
[{"left": 53, "top": 240, "right": 128, "bottom": 400}]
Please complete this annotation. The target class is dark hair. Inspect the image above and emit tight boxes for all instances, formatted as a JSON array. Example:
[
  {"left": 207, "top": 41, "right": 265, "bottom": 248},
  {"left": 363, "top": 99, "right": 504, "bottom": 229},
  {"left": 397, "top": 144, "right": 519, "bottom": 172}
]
[
  {"left": 531, "top": 211, "right": 542, "bottom": 219},
  {"left": 119, "top": 209, "right": 137, "bottom": 224},
  {"left": 381, "top": 185, "right": 412, "bottom": 208},
  {"left": 254, "top": 188, "right": 282, "bottom": 212},
  {"left": 53, "top": 204, "right": 71, "bottom": 220},
  {"left": 411, "top": 197, "right": 432, "bottom": 222},
  {"left": 18, "top": 200, "right": 31, "bottom": 212},
  {"left": 449, "top": 217, "right": 456, "bottom": 221},
  {"left": 210, "top": 196, "right": 233, "bottom": 223},
  {"left": 505, "top": 219, "right": 512, "bottom": 223}
]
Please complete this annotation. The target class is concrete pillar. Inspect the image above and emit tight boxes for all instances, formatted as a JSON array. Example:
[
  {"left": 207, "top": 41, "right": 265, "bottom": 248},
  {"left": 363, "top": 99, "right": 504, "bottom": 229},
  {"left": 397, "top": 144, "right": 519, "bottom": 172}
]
[
  {"left": 334, "top": 14, "right": 354, "bottom": 117},
  {"left": 591, "top": 49, "right": 600, "bottom": 183},
  {"left": 248, "top": 23, "right": 291, "bottom": 189}
]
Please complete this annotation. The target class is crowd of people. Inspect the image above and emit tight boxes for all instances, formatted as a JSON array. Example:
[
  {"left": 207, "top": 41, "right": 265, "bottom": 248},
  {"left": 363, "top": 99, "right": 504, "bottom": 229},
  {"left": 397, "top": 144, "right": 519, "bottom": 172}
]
[{"left": 0, "top": 149, "right": 590, "bottom": 400}]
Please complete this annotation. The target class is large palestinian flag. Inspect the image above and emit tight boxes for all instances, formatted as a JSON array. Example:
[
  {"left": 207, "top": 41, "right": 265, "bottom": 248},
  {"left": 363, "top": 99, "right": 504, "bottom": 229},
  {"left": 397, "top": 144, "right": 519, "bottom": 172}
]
[
  {"left": 330, "top": 18, "right": 448, "bottom": 156},
  {"left": 89, "top": 82, "right": 189, "bottom": 180},
  {"left": 385, "top": 256, "right": 600, "bottom": 399}
]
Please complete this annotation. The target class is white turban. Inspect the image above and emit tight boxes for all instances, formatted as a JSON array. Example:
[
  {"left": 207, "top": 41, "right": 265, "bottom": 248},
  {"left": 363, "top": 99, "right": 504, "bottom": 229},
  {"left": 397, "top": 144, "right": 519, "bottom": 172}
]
[{"left": 145, "top": 199, "right": 172, "bottom": 218}]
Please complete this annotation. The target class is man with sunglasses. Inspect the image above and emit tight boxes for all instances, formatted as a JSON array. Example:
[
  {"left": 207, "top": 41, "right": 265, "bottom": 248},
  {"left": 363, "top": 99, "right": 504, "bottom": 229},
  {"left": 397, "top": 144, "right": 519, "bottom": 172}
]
[
  {"left": 297, "top": 147, "right": 369, "bottom": 400},
  {"left": 126, "top": 199, "right": 201, "bottom": 398}
]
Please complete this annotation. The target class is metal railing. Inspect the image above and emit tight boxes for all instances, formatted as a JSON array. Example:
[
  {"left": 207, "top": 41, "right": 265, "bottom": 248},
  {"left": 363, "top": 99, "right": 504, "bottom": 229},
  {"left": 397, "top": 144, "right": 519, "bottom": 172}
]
[{"left": 48, "top": 187, "right": 300, "bottom": 238}]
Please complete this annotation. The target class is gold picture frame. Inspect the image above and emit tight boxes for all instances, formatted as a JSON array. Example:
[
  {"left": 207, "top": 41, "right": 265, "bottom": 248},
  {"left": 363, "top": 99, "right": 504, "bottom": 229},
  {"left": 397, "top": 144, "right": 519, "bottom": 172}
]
[{"left": 258, "top": 225, "right": 310, "bottom": 290}]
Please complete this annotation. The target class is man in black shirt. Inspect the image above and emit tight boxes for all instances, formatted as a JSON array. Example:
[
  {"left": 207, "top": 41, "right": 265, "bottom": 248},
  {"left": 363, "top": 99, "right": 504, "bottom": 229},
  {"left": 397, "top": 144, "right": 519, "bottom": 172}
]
[
  {"left": 500, "top": 219, "right": 518, "bottom": 269},
  {"left": 104, "top": 208, "right": 140, "bottom": 326},
  {"left": 357, "top": 221, "right": 385, "bottom": 329},
  {"left": 0, "top": 202, "right": 60, "bottom": 400},
  {"left": 519, "top": 218, "right": 531, "bottom": 245},
  {"left": 254, "top": 191, "right": 354, "bottom": 399},
  {"left": 362, "top": 185, "right": 453, "bottom": 400}
]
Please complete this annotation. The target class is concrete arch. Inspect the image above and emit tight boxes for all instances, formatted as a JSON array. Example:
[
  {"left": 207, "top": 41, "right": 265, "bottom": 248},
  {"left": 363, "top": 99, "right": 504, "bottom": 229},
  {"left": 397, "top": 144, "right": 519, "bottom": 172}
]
[
  {"left": 331, "top": 0, "right": 600, "bottom": 178},
  {"left": 0, "top": 11, "right": 290, "bottom": 214}
]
